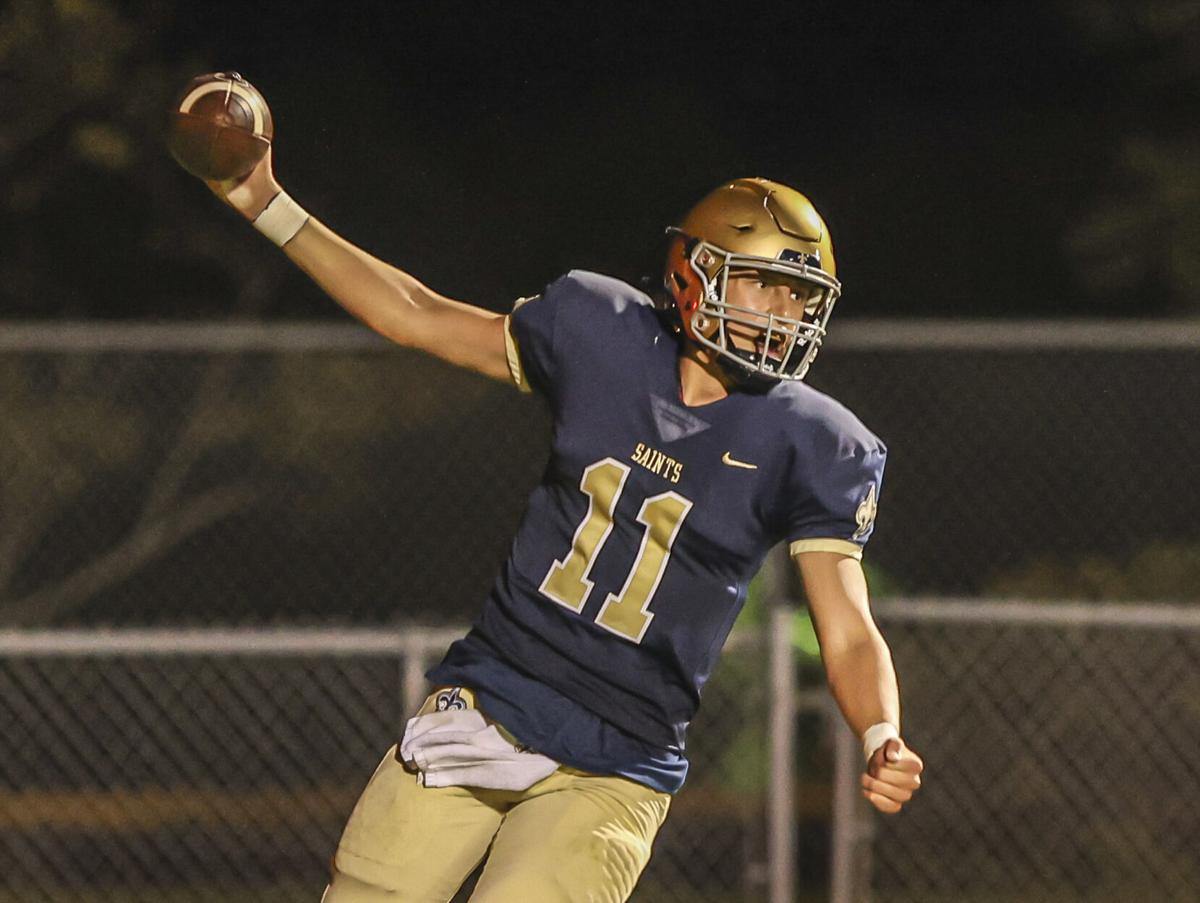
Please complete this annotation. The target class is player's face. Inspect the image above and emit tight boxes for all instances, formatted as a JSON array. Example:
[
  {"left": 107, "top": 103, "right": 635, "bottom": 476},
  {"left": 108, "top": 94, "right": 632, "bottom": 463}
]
[{"left": 722, "top": 269, "right": 824, "bottom": 365}]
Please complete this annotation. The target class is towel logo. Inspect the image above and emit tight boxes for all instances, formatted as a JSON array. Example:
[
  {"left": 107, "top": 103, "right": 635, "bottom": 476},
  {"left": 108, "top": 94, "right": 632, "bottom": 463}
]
[{"left": 435, "top": 688, "right": 468, "bottom": 711}]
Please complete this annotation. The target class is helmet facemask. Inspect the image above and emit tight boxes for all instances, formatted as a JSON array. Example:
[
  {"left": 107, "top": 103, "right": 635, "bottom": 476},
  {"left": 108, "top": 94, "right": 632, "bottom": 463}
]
[{"left": 669, "top": 230, "right": 842, "bottom": 383}]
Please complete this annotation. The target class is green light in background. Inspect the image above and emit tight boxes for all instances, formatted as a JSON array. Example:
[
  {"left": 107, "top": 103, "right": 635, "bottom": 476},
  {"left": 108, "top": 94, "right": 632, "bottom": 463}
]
[{"left": 790, "top": 609, "right": 821, "bottom": 658}]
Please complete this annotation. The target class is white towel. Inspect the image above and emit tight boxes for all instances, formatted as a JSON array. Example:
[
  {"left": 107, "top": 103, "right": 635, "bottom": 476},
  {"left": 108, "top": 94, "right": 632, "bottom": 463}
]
[{"left": 399, "top": 708, "right": 559, "bottom": 791}]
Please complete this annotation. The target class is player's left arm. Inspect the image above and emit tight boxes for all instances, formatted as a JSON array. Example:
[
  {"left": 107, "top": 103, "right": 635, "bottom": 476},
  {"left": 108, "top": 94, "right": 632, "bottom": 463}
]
[{"left": 795, "top": 550, "right": 924, "bottom": 814}]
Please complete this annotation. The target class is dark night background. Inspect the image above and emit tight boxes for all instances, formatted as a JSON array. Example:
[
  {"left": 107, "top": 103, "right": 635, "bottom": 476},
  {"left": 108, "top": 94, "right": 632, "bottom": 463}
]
[{"left": 3, "top": 0, "right": 1199, "bottom": 322}]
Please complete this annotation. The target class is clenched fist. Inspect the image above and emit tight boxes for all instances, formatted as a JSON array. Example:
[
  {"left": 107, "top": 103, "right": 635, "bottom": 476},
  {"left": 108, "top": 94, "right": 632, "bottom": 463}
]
[{"left": 861, "top": 737, "right": 923, "bottom": 814}]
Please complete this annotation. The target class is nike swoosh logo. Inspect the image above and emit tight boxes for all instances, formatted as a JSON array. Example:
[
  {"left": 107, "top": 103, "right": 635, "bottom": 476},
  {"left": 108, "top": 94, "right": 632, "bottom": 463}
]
[{"left": 722, "top": 452, "right": 758, "bottom": 470}]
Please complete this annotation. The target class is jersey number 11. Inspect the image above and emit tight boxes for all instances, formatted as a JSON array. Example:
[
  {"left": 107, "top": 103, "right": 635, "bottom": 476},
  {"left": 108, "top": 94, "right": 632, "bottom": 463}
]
[{"left": 539, "top": 457, "right": 693, "bottom": 644}]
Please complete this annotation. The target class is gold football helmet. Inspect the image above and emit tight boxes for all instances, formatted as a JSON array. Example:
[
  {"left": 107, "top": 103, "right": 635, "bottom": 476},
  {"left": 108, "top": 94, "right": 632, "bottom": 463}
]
[{"left": 664, "top": 178, "right": 841, "bottom": 382}]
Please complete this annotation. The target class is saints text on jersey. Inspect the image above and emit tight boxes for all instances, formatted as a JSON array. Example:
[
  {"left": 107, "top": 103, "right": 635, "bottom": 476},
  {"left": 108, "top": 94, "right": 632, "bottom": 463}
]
[{"left": 631, "top": 442, "right": 683, "bottom": 483}]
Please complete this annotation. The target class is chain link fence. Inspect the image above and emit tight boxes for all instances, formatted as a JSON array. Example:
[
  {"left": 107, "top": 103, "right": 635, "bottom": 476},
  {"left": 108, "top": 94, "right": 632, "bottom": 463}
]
[
  {"left": 832, "top": 599, "right": 1200, "bottom": 903},
  {"left": 804, "top": 323, "right": 1200, "bottom": 601},
  {"left": 0, "top": 325, "right": 548, "bottom": 628},
  {"left": 0, "top": 627, "right": 788, "bottom": 903},
  {"left": 3, "top": 321, "right": 1199, "bottom": 628}
]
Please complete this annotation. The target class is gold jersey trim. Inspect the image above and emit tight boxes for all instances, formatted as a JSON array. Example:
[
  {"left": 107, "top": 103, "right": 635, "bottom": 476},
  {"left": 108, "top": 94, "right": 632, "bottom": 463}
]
[
  {"left": 788, "top": 538, "right": 863, "bottom": 560},
  {"left": 503, "top": 313, "right": 531, "bottom": 394}
]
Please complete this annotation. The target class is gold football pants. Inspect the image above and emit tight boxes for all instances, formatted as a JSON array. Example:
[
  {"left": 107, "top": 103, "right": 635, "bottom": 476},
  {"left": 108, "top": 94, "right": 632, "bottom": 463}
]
[{"left": 321, "top": 744, "right": 671, "bottom": 903}]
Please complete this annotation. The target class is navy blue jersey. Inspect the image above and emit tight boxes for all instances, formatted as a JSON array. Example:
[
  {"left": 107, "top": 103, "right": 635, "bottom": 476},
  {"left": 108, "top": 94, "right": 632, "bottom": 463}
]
[{"left": 430, "top": 271, "right": 885, "bottom": 792}]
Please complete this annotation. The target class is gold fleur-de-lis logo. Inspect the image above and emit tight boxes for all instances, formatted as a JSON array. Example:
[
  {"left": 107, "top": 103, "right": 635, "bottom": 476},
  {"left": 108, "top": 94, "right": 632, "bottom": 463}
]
[{"left": 852, "top": 484, "right": 878, "bottom": 540}]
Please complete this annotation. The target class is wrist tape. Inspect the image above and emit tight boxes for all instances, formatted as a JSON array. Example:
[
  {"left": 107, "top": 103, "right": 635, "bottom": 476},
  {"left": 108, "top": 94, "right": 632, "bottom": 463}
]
[
  {"left": 862, "top": 722, "right": 900, "bottom": 762},
  {"left": 253, "top": 191, "right": 310, "bottom": 246}
]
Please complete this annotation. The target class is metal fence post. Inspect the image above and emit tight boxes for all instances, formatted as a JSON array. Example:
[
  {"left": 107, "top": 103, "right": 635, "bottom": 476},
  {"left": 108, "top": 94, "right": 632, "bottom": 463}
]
[
  {"left": 401, "top": 632, "right": 428, "bottom": 717},
  {"left": 830, "top": 711, "right": 865, "bottom": 903},
  {"left": 767, "top": 604, "right": 796, "bottom": 903}
]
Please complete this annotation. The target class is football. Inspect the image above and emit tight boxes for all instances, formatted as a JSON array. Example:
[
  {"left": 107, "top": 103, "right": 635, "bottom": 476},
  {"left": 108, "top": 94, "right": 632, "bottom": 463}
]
[{"left": 167, "top": 72, "right": 273, "bottom": 181}]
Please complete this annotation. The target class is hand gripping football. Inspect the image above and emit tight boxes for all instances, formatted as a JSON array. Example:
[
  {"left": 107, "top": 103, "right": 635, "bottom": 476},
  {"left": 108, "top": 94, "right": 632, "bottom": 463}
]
[{"left": 167, "top": 72, "right": 273, "bottom": 181}]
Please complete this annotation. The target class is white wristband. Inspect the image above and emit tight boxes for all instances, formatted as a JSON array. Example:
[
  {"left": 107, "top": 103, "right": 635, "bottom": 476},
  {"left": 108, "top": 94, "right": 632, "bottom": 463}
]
[
  {"left": 252, "top": 191, "right": 310, "bottom": 246},
  {"left": 862, "top": 722, "right": 900, "bottom": 762}
]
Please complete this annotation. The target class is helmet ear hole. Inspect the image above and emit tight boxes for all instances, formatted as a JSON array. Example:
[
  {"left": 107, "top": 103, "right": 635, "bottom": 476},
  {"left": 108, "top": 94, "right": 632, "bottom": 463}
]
[{"left": 664, "top": 232, "right": 703, "bottom": 318}]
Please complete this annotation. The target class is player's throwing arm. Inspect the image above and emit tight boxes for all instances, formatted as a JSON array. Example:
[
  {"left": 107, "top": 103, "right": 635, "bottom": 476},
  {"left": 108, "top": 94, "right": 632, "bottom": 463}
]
[{"left": 172, "top": 73, "right": 511, "bottom": 382}]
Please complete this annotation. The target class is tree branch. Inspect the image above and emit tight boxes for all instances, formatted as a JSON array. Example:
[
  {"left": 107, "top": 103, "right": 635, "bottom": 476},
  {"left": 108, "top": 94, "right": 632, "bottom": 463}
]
[{"left": 0, "top": 484, "right": 258, "bottom": 626}]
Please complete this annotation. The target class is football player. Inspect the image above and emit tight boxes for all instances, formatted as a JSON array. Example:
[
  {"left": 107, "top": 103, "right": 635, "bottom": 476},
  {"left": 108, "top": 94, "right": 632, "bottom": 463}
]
[{"left": 203, "top": 150, "right": 924, "bottom": 902}]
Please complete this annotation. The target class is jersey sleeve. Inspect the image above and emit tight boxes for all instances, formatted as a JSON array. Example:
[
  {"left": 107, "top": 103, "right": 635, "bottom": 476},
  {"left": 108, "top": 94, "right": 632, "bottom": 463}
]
[
  {"left": 504, "top": 271, "right": 594, "bottom": 399},
  {"left": 503, "top": 270, "right": 654, "bottom": 400},
  {"left": 784, "top": 430, "right": 887, "bottom": 560},
  {"left": 504, "top": 291, "right": 557, "bottom": 397}
]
